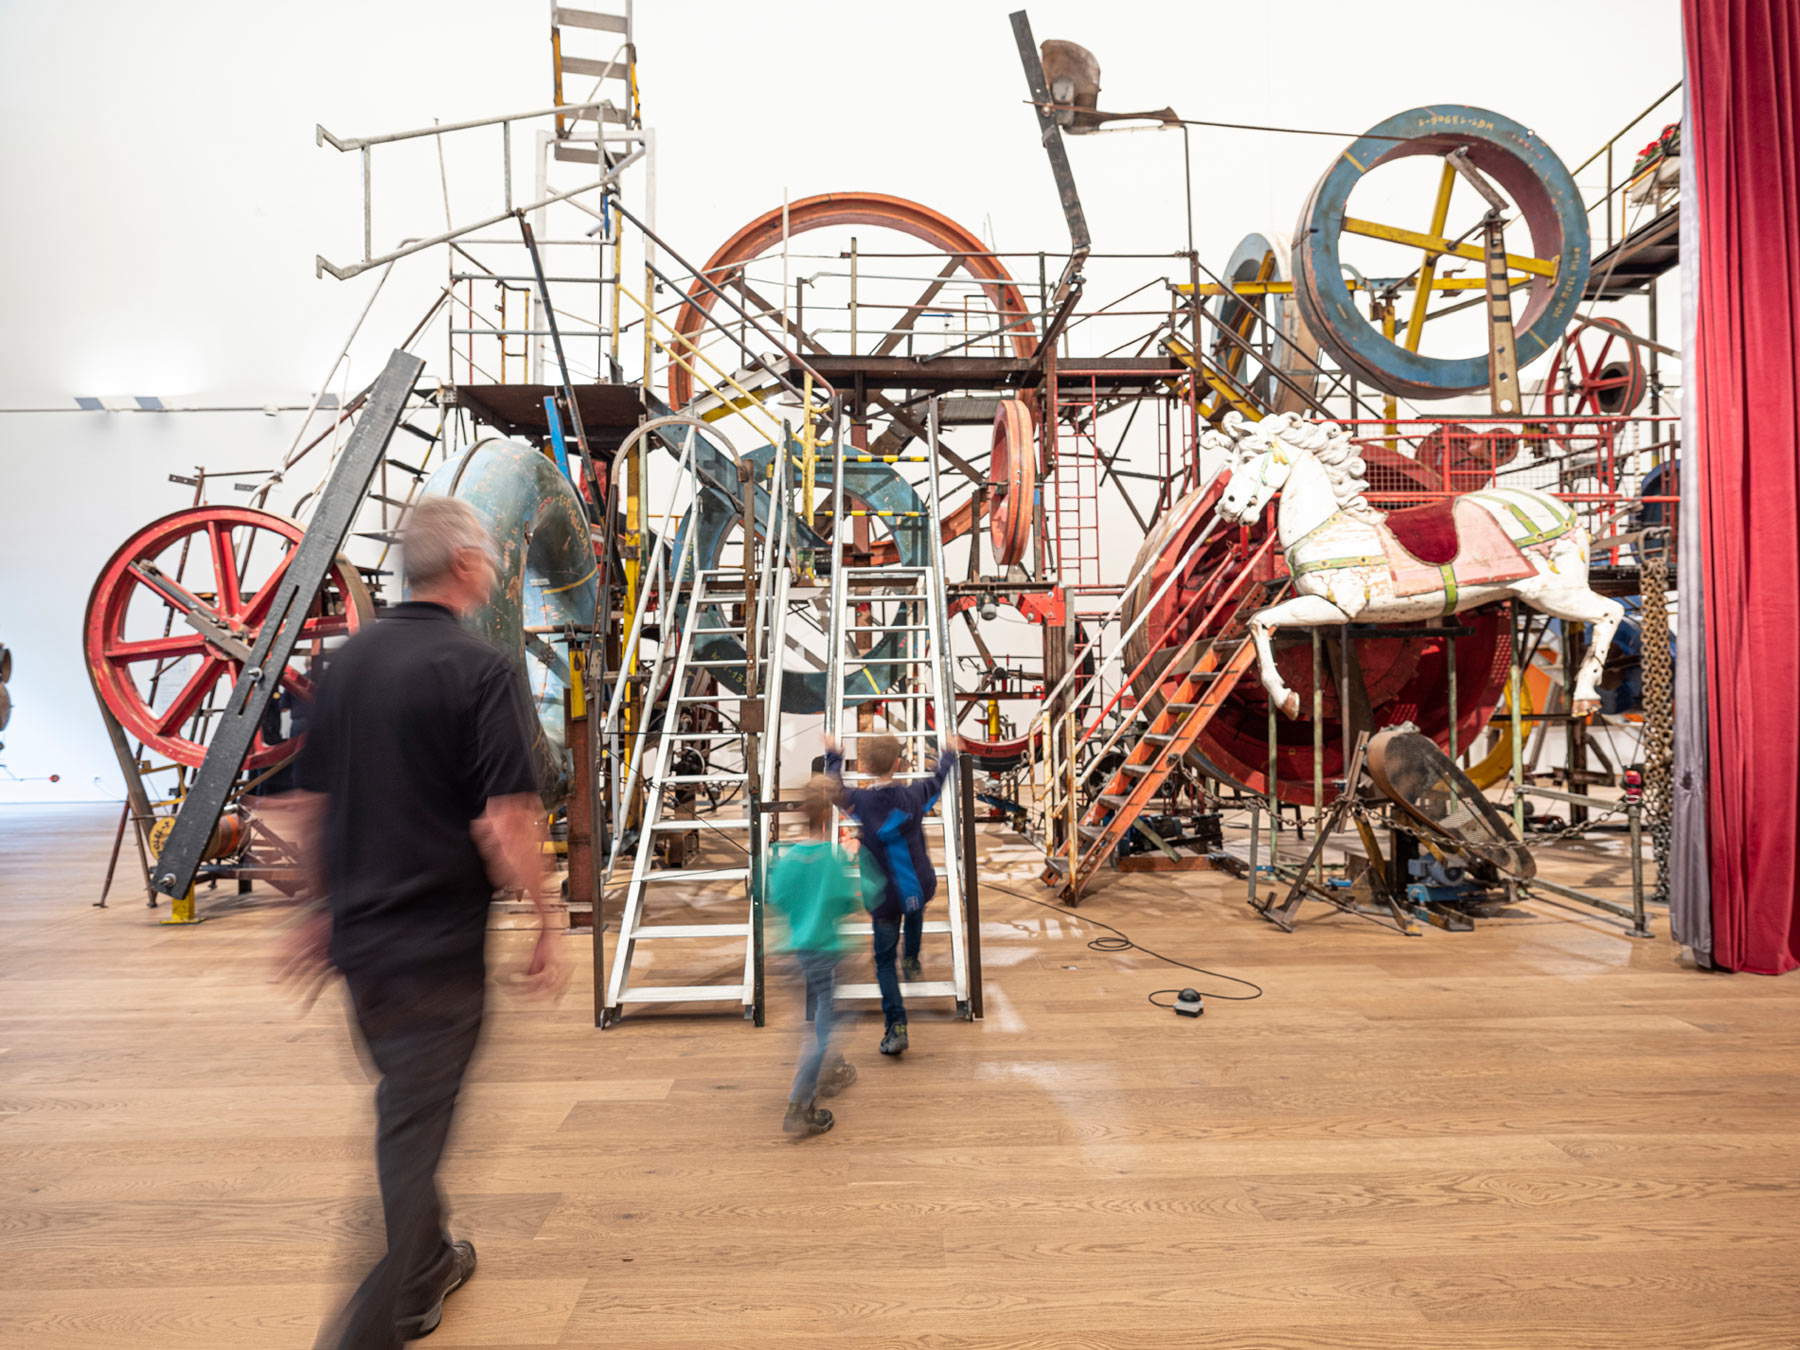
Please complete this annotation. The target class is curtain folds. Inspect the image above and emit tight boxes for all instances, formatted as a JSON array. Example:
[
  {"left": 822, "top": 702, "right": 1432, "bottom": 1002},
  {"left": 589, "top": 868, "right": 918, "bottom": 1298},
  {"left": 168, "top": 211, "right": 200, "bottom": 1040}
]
[{"left": 1681, "top": 0, "right": 1800, "bottom": 974}]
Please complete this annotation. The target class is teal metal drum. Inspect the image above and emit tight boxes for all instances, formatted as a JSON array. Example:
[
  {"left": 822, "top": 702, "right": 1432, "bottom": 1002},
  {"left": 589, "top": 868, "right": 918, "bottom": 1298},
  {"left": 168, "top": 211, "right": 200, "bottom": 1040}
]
[{"left": 421, "top": 438, "right": 597, "bottom": 800}]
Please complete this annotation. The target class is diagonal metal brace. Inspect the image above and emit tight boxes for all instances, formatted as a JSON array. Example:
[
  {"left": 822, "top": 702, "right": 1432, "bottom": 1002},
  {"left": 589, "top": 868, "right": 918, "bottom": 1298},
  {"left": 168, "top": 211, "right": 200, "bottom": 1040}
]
[{"left": 150, "top": 350, "right": 425, "bottom": 903}]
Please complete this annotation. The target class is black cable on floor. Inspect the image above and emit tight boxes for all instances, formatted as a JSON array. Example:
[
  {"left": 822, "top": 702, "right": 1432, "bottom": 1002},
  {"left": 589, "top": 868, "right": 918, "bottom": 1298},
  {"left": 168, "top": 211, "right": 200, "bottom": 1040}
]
[{"left": 986, "top": 881, "right": 1264, "bottom": 1008}]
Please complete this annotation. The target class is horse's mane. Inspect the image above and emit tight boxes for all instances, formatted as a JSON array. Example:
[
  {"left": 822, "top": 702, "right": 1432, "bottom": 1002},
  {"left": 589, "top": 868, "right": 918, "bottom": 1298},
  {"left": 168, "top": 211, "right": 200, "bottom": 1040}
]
[{"left": 1219, "top": 412, "right": 1386, "bottom": 524}]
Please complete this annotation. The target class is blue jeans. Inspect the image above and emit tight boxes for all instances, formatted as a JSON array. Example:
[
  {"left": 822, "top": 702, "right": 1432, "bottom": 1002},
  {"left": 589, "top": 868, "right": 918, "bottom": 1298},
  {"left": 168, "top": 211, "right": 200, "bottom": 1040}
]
[
  {"left": 791, "top": 949, "right": 840, "bottom": 1103},
  {"left": 871, "top": 907, "right": 923, "bottom": 1030}
]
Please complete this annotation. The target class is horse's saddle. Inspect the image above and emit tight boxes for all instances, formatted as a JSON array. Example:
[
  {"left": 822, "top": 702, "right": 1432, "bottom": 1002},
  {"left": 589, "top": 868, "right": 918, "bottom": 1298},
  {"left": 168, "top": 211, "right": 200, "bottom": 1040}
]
[{"left": 1377, "top": 498, "right": 1537, "bottom": 598}]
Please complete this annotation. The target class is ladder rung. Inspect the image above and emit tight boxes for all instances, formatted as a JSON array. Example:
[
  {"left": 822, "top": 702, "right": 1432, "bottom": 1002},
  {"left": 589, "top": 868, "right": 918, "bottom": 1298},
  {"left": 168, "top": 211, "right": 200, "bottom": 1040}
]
[
  {"left": 559, "top": 55, "right": 629, "bottom": 79},
  {"left": 649, "top": 818, "right": 750, "bottom": 831},
  {"left": 662, "top": 732, "right": 741, "bottom": 741},
  {"left": 1098, "top": 793, "right": 1127, "bottom": 807},
  {"left": 617, "top": 984, "right": 751, "bottom": 1004},
  {"left": 842, "top": 566, "right": 927, "bottom": 575},
  {"left": 661, "top": 773, "right": 748, "bottom": 784},
  {"left": 674, "top": 691, "right": 755, "bottom": 701},
  {"left": 556, "top": 8, "right": 630, "bottom": 33},
  {"left": 640, "top": 867, "right": 750, "bottom": 883},
  {"left": 627, "top": 923, "right": 750, "bottom": 940},
  {"left": 847, "top": 624, "right": 930, "bottom": 633},
  {"left": 833, "top": 918, "right": 953, "bottom": 934},
  {"left": 1121, "top": 764, "right": 1155, "bottom": 776},
  {"left": 1145, "top": 733, "right": 1176, "bottom": 744},
  {"left": 834, "top": 980, "right": 957, "bottom": 1001},
  {"left": 687, "top": 659, "right": 747, "bottom": 667}
]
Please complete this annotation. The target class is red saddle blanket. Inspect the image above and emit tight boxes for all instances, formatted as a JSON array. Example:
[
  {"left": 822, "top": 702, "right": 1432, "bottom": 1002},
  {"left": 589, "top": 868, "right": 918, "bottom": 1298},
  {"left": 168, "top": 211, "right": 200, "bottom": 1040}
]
[{"left": 1377, "top": 498, "right": 1537, "bottom": 597}]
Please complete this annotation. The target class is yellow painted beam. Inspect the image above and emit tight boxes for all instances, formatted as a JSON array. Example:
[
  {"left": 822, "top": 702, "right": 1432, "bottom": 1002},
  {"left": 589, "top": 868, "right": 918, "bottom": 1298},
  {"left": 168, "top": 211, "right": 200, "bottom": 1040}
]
[
  {"left": 1181, "top": 276, "right": 1527, "bottom": 297},
  {"left": 1404, "top": 161, "right": 1460, "bottom": 353},
  {"left": 1341, "top": 216, "right": 1557, "bottom": 279},
  {"left": 1163, "top": 336, "right": 1262, "bottom": 422}
]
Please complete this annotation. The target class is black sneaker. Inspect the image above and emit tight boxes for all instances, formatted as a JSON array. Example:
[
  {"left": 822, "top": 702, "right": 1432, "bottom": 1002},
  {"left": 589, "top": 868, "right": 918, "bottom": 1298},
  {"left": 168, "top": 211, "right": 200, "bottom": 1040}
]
[
  {"left": 397, "top": 1239, "right": 477, "bottom": 1340},
  {"left": 818, "top": 1057, "right": 858, "bottom": 1098},
  {"left": 783, "top": 1099, "right": 835, "bottom": 1138},
  {"left": 879, "top": 1022, "right": 909, "bottom": 1057},
  {"left": 901, "top": 955, "right": 923, "bottom": 981}
]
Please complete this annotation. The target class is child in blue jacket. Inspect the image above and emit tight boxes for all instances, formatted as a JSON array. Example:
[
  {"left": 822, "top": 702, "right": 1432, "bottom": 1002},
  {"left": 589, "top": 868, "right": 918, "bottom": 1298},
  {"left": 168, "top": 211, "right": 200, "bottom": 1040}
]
[{"left": 822, "top": 732, "right": 959, "bottom": 1057}]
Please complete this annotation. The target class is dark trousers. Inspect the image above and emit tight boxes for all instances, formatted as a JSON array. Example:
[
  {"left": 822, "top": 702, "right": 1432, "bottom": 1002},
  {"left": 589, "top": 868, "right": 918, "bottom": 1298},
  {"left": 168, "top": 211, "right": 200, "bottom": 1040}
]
[
  {"left": 325, "top": 967, "right": 484, "bottom": 1350},
  {"left": 872, "top": 905, "right": 924, "bottom": 1029}
]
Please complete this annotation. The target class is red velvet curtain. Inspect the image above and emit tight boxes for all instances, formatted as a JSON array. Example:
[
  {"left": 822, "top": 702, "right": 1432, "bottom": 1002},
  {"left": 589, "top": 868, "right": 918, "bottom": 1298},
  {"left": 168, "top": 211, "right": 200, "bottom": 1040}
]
[{"left": 1684, "top": 0, "right": 1800, "bottom": 973}]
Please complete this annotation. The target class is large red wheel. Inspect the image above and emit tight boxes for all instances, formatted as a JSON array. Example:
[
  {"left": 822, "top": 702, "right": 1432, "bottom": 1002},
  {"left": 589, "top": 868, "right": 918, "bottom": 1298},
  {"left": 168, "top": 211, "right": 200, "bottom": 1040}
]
[
  {"left": 988, "top": 398, "right": 1037, "bottom": 566},
  {"left": 1542, "top": 316, "right": 1646, "bottom": 452},
  {"left": 85, "top": 507, "right": 372, "bottom": 770},
  {"left": 669, "top": 192, "right": 1037, "bottom": 410},
  {"left": 1120, "top": 480, "right": 1511, "bottom": 806}
]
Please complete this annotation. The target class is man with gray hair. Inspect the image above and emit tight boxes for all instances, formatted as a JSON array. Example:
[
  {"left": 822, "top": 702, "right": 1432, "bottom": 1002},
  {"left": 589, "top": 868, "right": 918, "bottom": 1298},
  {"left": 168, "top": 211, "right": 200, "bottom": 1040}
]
[{"left": 282, "top": 495, "right": 564, "bottom": 1347}]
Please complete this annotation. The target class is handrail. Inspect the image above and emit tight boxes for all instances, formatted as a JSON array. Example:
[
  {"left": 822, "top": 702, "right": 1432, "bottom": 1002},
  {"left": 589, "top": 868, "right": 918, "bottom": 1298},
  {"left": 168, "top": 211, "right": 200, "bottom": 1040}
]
[
  {"left": 316, "top": 98, "right": 632, "bottom": 152},
  {"left": 613, "top": 275, "right": 793, "bottom": 449},
  {"left": 1073, "top": 532, "right": 1279, "bottom": 792},
  {"left": 599, "top": 421, "right": 716, "bottom": 867},
  {"left": 607, "top": 195, "right": 838, "bottom": 404}
]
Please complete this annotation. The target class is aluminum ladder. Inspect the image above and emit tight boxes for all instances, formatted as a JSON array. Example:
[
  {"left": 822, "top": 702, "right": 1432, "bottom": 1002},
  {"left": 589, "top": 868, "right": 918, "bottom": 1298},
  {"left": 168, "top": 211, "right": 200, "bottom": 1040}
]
[
  {"left": 823, "top": 405, "right": 973, "bottom": 1018},
  {"left": 601, "top": 481, "right": 788, "bottom": 1024}
]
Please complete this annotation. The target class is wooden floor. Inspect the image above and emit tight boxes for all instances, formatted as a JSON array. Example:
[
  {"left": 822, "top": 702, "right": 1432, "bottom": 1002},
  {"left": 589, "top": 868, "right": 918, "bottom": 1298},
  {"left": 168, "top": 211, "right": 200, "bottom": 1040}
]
[{"left": 4, "top": 804, "right": 1800, "bottom": 1348}]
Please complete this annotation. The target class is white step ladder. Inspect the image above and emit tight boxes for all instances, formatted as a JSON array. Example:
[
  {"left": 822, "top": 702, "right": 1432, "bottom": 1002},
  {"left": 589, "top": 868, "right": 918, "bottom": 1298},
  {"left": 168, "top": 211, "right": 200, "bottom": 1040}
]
[
  {"left": 599, "top": 433, "right": 794, "bottom": 1027},
  {"left": 824, "top": 407, "right": 975, "bottom": 1019}
]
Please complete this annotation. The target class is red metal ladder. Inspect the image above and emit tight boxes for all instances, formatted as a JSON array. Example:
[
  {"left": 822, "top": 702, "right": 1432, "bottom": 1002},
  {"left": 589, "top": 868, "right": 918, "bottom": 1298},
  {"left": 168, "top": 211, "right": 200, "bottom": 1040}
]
[{"left": 1047, "top": 539, "right": 1288, "bottom": 903}]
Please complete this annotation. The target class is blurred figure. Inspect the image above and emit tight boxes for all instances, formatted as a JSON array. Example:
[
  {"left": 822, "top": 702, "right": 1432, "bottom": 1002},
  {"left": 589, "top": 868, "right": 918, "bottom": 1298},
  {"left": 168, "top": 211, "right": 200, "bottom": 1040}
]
[
  {"left": 768, "top": 775, "right": 859, "bottom": 1138},
  {"left": 279, "top": 496, "right": 564, "bottom": 1348},
  {"left": 821, "top": 734, "right": 960, "bottom": 1058}
]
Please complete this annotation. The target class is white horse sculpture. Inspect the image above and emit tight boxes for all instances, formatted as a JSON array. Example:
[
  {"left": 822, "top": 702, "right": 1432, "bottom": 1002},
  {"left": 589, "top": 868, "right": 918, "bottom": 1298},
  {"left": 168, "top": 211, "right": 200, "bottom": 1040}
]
[{"left": 1212, "top": 412, "right": 1623, "bottom": 720}]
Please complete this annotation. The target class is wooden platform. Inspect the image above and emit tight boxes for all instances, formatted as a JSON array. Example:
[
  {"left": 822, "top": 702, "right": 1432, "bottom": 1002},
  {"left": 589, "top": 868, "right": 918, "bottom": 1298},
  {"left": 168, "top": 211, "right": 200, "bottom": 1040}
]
[{"left": 4, "top": 805, "right": 1800, "bottom": 1348}]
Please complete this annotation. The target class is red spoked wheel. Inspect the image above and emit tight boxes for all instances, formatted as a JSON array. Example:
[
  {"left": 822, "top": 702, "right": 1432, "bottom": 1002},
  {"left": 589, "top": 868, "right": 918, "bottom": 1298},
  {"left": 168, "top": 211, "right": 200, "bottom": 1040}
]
[
  {"left": 988, "top": 398, "right": 1037, "bottom": 566},
  {"left": 84, "top": 506, "right": 372, "bottom": 770},
  {"left": 1542, "top": 316, "right": 1647, "bottom": 450}
]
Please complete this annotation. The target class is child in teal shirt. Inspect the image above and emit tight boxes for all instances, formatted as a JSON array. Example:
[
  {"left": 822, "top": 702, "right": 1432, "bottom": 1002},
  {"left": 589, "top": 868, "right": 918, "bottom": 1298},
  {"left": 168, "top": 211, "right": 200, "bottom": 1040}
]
[{"left": 769, "top": 776, "right": 860, "bottom": 1137}]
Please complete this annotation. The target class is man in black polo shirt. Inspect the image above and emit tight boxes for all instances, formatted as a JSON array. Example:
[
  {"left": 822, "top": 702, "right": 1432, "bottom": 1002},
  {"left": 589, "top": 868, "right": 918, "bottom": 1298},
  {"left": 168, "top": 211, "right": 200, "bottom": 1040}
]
[{"left": 284, "top": 496, "right": 564, "bottom": 1348}]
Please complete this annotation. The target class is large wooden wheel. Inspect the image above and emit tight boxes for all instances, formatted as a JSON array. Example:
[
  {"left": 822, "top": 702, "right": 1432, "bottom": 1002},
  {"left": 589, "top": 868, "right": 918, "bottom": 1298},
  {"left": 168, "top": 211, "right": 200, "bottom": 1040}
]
[{"left": 84, "top": 506, "right": 371, "bottom": 770}]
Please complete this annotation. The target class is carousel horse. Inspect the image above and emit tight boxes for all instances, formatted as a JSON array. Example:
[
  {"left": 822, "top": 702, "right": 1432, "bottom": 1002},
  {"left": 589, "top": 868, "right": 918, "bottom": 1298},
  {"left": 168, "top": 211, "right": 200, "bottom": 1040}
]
[{"left": 1211, "top": 412, "right": 1624, "bottom": 721}]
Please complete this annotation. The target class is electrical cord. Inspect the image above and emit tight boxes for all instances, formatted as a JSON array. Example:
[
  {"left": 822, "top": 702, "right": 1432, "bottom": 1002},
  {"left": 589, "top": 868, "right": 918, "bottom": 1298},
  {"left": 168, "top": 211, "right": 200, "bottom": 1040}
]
[{"left": 986, "top": 881, "right": 1264, "bottom": 1009}]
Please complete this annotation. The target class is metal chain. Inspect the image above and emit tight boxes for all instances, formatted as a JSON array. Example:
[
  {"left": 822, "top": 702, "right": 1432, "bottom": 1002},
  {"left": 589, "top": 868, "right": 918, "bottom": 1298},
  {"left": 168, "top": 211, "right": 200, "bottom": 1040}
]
[
  {"left": 1640, "top": 549, "right": 1675, "bottom": 904},
  {"left": 1518, "top": 799, "right": 1630, "bottom": 843}
]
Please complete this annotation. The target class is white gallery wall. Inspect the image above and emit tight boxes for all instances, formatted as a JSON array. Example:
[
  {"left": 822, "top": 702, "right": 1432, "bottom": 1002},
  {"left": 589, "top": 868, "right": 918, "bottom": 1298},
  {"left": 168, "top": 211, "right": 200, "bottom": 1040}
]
[{"left": 0, "top": 0, "right": 1681, "bottom": 803}]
